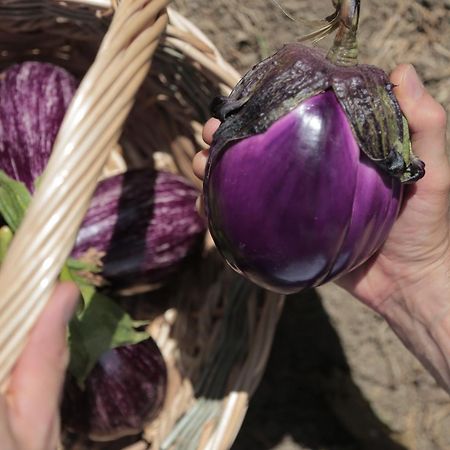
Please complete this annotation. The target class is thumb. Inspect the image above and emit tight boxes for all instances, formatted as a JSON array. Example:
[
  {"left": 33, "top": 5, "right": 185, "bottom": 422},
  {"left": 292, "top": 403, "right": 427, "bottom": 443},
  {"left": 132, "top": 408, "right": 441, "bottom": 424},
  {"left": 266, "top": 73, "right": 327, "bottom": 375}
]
[
  {"left": 7, "top": 282, "right": 79, "bottom": 448},
  {"left": 390, "top": 64, "right": 449, "bottom": 194}
]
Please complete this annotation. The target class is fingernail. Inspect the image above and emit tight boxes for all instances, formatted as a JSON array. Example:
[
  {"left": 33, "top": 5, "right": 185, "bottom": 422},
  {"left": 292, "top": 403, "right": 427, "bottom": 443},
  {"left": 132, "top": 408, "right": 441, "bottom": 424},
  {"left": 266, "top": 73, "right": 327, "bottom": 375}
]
[{"left": 403, "top": 64, "right": 424, "bottom": 101}]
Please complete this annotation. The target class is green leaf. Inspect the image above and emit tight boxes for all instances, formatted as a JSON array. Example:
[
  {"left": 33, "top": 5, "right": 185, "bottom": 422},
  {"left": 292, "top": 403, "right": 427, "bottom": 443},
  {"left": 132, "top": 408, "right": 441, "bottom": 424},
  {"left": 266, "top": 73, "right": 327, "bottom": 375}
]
[
  {"left": 60, "top": 263, "right": 149, "bottom": 387},
  {"left": 0, "top": 226, "right": 13, "bottom": 264},
  {"left": 68, "top": 290, "right": 149, "bottom": 387},
  {"left": 60, "top": 263, "right": 90, "bottom": 311},
  {"left": 62, "top": 263, "right": 149, "bottom": 386},
  {"left": 0, "top": 171, "right": 147, "bottom": 387},
  {"left": 0, "top": 171, "right": 31, "bottom": 232}
]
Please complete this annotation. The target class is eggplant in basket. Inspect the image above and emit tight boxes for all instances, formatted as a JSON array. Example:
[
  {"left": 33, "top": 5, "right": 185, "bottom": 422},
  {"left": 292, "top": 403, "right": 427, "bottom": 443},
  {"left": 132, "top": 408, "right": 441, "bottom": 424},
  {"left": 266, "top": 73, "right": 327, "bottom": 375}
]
[{"left": 0, "top": 61, "right": 206, "bottom": 290}]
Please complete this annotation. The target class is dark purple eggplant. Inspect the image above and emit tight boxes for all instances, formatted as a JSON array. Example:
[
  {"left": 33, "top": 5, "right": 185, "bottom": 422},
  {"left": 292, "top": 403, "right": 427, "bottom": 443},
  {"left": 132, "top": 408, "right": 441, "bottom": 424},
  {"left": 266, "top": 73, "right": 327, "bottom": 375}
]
[
  {"left": 0, "top": 61, "right": 77, "bottom": 192},
  {"left": 72, "top": 168, "right": 206, "bottom": 289},
  {"left": 203, "top": 0, "right": 425, "bottom": 294},
  {"left": 61, "top": 337, "right": 167, "bottom": 441}
]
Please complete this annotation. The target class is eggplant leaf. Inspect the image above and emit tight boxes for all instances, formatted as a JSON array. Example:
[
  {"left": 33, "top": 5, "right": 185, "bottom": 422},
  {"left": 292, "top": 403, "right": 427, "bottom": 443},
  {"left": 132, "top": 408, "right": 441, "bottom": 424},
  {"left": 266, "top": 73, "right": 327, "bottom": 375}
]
[
  {"left": 0, "top": 170, "right": 31, "bottom": 231},
  {"left": 0, "top": 169, "right": 150, "bottom": 386},
  {"left": 61, "top": 265, "right": 149, "bottom": 386},
  {"left": 0, "top": 226, "right": 13, "bottom": 263},
  {"left": 68, "top": 294, "right": 149, "bottom": 387}
]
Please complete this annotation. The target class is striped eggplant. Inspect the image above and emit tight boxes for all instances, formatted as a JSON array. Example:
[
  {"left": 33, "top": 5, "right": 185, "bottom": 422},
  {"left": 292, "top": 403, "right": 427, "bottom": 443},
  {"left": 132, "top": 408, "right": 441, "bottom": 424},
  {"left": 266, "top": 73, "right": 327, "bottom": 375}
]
[
  {"left": 0, "top": 61, "right": 77, "bottom": 192},
  {"left": 61, "top": 337, "right": 167, "bottom": 441},
  {"left": 0, "top": 62, "right": 205, "bottom": 289},
  {"left": 72, "top": 168, "right": 206, "bottom": 289}
]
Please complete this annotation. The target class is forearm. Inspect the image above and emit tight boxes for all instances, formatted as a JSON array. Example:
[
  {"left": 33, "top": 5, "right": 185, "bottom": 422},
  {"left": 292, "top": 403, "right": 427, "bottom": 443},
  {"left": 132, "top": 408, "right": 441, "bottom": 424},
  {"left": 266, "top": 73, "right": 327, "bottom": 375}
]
[{"left": 379, "top": 257, "right": 450, "bottom": 393}]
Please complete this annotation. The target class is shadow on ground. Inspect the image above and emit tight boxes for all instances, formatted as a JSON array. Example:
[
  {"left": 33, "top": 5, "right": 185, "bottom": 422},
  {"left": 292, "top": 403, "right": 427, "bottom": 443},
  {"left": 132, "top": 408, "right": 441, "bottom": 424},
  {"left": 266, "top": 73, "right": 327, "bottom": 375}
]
[{"left": 232, "top": 289, "right": 407, "bottom": 450}]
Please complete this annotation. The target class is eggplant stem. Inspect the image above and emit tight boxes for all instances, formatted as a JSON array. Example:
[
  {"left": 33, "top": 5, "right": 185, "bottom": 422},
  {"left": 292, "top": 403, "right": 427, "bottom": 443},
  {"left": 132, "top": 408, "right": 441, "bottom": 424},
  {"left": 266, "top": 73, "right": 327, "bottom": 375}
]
[{"left": 326, "top": 0, "right": 360, "bottom": 67}]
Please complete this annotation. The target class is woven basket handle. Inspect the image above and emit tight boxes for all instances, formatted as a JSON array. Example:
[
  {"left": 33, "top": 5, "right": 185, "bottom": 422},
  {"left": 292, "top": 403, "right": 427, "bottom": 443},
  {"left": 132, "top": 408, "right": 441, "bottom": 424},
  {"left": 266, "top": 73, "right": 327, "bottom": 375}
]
[{"left": 0, "top": 0, "right": 170, "bottom": 389}]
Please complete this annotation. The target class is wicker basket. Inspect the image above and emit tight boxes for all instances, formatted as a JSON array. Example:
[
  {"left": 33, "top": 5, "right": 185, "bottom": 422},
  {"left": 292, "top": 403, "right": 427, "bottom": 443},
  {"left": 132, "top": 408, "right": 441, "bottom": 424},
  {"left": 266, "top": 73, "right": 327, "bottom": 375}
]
[{"left": 0, "top": 1, "right": 285, "bottom": 449}]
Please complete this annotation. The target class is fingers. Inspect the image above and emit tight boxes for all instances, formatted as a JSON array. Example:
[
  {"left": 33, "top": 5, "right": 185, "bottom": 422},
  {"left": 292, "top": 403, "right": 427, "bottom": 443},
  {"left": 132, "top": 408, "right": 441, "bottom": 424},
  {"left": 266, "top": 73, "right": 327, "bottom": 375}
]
[
  {"left": 390, "top": 64, "right": 449, "bottom": 193},
  {"left": 0, "top": 396, "right": 15, "bottom": 450},
  {"left": 195, "top": 195, "right": 206, "bottom": 218},
  {"left": 391, "top": 65, "right": 447, "bottom": 139},
  {"left": 7, "top": 282, "right": 79, "bottom": 449},
  {"left": 202, "top": 118, "right": 221, "bottom": 145},
  {"left": 194, "top": 118, "right": 221, "bottom": 182},
  {"left": 193, "top": 149, "right": 209, "bottom": 181}
]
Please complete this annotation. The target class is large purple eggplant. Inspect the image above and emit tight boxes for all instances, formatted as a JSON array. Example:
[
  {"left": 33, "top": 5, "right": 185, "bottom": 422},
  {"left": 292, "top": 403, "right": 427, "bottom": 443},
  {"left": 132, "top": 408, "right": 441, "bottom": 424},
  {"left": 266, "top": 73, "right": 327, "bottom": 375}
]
[
  {"left": 72, "top": 168, "right": 206, "bottom": 289},
  {"left": 203, "top": 0, "right": 425, "bottom": 294},
  {"left": 0, "top": 61, "right": 77, "bottom": 192},
  {"left": 61, "top": 337, "right": 167, "bottom": 441}
]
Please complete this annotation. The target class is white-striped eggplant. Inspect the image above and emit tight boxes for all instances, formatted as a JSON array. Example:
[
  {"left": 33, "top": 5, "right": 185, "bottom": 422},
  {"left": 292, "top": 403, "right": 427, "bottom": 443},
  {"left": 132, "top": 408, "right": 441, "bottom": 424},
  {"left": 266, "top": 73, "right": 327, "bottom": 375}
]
[
  {"left": 0, "top": 61, "right": 77, "bottom": 192},
  {"left": 61, "top": 337, "right": 167, "bottom": 441},
  {"left": 0, "top": 62, "right": 205, "bottom": 290},
  {"left": 72, "top": 168, "right": 206, "bottom": 289}
]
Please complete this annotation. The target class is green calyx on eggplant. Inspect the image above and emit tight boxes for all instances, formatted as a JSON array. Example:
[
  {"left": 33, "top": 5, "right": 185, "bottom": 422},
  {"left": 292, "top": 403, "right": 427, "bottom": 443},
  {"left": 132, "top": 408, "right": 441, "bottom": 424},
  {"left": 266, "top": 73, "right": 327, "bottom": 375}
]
[{"left": 210, "top": 0, "right": 424, "bottom": 184}]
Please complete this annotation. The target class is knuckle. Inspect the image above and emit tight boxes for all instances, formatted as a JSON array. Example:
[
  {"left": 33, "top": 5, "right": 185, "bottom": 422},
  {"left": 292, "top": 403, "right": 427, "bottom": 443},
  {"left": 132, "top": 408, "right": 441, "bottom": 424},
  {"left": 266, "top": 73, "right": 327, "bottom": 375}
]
[{"left": 430, "top": 102, "right": 447, "bottom": 130}]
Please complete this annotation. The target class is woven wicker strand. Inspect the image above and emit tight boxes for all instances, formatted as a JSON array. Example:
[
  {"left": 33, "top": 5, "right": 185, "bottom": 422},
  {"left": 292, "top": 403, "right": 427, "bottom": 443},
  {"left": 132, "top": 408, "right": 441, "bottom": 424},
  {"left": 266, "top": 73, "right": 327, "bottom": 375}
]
[
  {"left": 0, "top": 0, "right": 170, "bottom": 389},
  {"left": 201, "top": 293, "right": 284, "bottom": 450}
]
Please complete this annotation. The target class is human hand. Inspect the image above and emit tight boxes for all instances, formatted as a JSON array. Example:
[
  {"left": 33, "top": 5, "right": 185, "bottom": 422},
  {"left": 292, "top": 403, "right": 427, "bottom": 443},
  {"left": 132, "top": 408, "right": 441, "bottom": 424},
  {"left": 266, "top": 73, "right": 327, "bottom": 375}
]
[
  {"left": 0, "top": 282, "right": 79, "bottom": 450},
  {"left": 334, "top": 65, "right": 449, "bottom": 311},
  {"left": 193, "top": 64, "right": 450, "bottom": 390},
  {"left": 194, "top": 65, "right": 449, "bottom": 307},
  {"left": 338, "top": 65, "right": 450, "bottom": 391}
]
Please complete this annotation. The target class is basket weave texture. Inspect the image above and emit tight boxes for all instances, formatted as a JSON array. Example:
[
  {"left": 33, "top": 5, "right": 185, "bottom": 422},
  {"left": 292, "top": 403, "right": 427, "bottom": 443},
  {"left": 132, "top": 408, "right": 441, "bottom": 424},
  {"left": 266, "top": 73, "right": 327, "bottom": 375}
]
[{"left": 0, "top": 1, "right": 285, "bottom": 449}]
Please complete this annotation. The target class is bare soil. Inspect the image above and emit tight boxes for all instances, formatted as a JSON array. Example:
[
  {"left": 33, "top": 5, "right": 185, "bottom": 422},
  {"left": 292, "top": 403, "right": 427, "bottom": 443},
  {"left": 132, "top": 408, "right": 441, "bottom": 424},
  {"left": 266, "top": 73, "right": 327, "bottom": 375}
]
[{"left": 172, "top": 1, "right": 450, "bottom": 449}]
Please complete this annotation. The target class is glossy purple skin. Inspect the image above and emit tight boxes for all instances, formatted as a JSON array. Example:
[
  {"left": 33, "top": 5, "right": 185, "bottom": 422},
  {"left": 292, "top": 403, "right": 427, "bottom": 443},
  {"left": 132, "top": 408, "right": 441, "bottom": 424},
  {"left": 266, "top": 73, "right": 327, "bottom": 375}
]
[
  {"left": 205, "top": 91, "right": 403, "bottom": 294},
  {"left": 72, "top": 169, "right": 205, "bottom": 288},
  {"left": 61, "top": 338, "right": 167, "bottom": 441},
  {"left": 0, "top": 62, "right": 77, "bottom": 192}
]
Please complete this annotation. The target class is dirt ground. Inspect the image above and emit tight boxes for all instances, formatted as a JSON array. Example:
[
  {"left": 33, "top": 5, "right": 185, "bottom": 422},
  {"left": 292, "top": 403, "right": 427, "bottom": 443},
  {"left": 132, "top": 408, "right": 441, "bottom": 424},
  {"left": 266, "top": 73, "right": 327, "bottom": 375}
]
[{"left": 172, "top": 1, "right": 450, "bottom": 449}]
